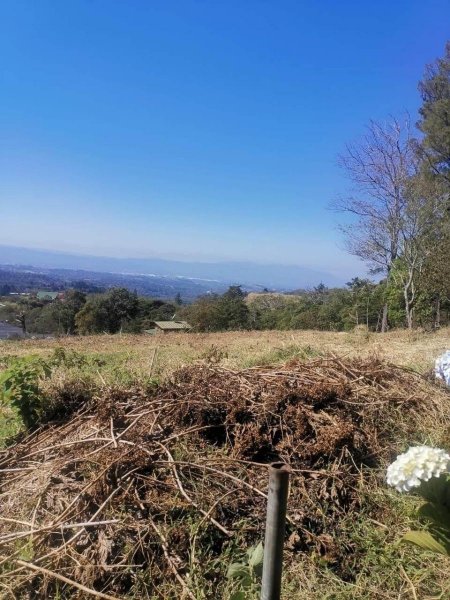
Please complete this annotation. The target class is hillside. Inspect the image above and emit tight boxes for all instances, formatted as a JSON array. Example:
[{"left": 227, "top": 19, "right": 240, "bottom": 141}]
[
  {"left": 0, "top": 245, "right": 344, "bottom": 290},
  {"left": 0, "top": 264, "right": 232, "bottom": 301}
]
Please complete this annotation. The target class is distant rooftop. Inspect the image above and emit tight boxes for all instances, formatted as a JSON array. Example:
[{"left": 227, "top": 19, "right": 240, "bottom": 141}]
[{"left": 151, "top": 320, "right": 191, "bottom": 331}]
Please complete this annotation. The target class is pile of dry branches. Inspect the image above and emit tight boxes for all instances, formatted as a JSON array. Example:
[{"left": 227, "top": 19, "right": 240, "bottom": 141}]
[{"left": 0, "top": 356, "right": 448, "bottom": 598}]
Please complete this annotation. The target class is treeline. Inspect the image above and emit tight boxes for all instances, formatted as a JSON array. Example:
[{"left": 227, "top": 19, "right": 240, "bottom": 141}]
[
  {"left": 0, "top": 288, "right": 178, "bottom": 335},
  {"left": 180, "top": 280, "right": 450, "bottom": 332},
  {"left": 332, "top": 42, "right": 450, "bottom": 330},
  {"left": 2, "top": 276, "right": 450, "bottom": 337}
]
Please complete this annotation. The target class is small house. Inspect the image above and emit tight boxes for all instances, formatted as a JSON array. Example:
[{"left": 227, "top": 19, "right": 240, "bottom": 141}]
[{"left": 146, "top": 320, "right": 192, "bottom": 334}]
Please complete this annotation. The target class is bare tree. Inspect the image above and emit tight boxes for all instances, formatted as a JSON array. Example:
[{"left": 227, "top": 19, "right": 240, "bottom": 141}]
[{"left": 332, "top": 117, "right": 417, "bottom": 331}]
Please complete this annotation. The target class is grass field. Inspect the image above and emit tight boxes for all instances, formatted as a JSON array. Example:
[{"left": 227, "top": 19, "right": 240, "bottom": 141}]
[
  {"left": 1, "top": 328, "right": 450, "bottom": 599},
  {"left": 2, "top": 326, "right": 450, "bottom": 379}
]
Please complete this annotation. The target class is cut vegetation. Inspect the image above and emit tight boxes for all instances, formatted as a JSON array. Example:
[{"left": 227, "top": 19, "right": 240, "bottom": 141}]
[{"left": 1, "top": 330, "right": 450, "bottom": 598}]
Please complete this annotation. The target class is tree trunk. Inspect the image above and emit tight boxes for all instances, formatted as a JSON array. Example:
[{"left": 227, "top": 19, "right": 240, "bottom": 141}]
[
  {"left": 18, "top": 313, "right": 27, "bottom": 334},
  {"left": 403, "top": 271, "right": 415, "bottom": 330},
  {"left": 403, "top": 288, "right": 414, "bottom": 329},
  {"left": 381, "top": 303, "right": 389, "bottom": 332},
  {"left": 405, "top": 304, "right": 414, "bottom": 329},
  {"left": 435, "top": 295, "right": 441, "bottom": 329}
]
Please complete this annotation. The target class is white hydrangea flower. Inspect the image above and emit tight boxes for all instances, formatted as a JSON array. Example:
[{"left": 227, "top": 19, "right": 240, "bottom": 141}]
[
  {"left": 386, "top": 446, "right": 450, "bottom": 492},
  {"left": 435, "top": 351, "right": 450, "bottom": 386}
]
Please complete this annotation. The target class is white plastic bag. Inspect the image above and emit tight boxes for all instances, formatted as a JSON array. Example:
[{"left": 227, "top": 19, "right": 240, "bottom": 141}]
[{"left": 435, "top": 351, "right": 450, "bottom": 386}]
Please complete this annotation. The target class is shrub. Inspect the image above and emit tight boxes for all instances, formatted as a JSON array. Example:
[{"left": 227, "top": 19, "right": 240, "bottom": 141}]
[{"left": 0, "top": 357, "right": 51, "bottom": 429}]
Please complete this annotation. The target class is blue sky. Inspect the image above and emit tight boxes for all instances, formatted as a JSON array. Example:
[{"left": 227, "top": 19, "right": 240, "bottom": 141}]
[{"left": 1, "top": 0, "right": 448, "bottom": 279}]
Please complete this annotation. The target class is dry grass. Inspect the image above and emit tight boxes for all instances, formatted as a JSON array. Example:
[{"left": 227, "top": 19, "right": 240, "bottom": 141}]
[
  {"left": 1, "top": 356, "right": 450, "bottom": 599},
  {"left": 1, "top": 328, "right": 450, "bottom": 598},
  {"left": 2, "top": 327, "right": 450, "bottom": 379}
]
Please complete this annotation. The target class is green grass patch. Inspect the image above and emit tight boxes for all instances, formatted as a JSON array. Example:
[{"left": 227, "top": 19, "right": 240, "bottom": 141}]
[{"left": 242, "top": 343, "right": 321, "bottom": 367}]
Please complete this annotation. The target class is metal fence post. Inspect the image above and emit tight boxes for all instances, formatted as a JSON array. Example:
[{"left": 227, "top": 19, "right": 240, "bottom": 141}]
[{"left": 261, "top": 462, "right": 290, "bottom": 600}]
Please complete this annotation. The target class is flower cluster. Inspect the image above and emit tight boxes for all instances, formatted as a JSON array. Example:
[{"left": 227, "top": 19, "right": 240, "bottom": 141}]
[
  {"left": 435, "top": 351, "right": 450, "bottom": 387},
  {"left": 386, "top": 446, "right": 450, "bottom": 492}
]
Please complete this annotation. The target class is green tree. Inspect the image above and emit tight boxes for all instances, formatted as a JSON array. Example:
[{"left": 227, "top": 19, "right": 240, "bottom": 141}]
[
  {"left": 415, "top": 42, "right": 450, "bottom": 327},
  {"left": 345, "top": 278, "right": 378, "bottom": 328},
  {"left": 216, "top": 286, "right": 250, "bottom": 330},
  {"left": 418, "top": 222, "right": 450, "bottom": 327},
  {"left": 181, "top": 286, "right": 249, "bottom": 332},
  {"left": 14, "top": 297, "right": 44, "bottom": 333},
  {"left": 417, "top": 42, "right": 450, "bottom": 186},
  {"left": 181, "top": 295, "right": 222, "bottom": 331},
  {"left": 26, "top": 304, "right": 58, "bottom": 334},
  {"left": 75, "top": 288, "right": 139, "bottom": 334},
  {"left": 51, "top": 290, "right": 87, "bottom": 334},
  {"left": 74, "top": 296, "right": 108, "bottom": 334},
  {"left": 174, "top": 292, "right": 183, "bottom": 306},
  {"left": 123, "top": 297, "right": 176, "bottom": 332}
]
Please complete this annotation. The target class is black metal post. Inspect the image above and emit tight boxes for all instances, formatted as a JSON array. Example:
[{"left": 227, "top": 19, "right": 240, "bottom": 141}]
[{"left": 260, "top": 462, "right": 290, "bottom": 600}]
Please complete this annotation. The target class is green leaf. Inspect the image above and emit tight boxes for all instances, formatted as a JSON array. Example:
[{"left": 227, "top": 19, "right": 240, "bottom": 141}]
[
  {"left": 248, "top": 542, "right": 264, "bottom": 568},
  {"left": 240, "top": 574, "right": 253, "bottom": 589},
  {"left": 229, "top": 592, "right": 246, "bottom": 600},
  {"left": 227, "top": 563, "right": 248, "bottom": 580},
  {"left": 402, "top": 530, "right": 450, "bottom": 555},
  {"left": 417, "top": 475, "right": 450, "bottom": 507},
  {"left": 418, "top": 502, "right": 450, "bottom": 529}
]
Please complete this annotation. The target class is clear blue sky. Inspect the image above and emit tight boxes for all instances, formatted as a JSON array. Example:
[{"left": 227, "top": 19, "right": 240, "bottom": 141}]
[{"left": 1, "top": 0, "right": 448, "bottom": 279}]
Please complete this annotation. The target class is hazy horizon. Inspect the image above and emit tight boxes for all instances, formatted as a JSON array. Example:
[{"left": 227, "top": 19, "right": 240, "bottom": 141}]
[
  {"left": 0, "top": 244, "right": 348, "bottom": 288},
  {"left": 0, "top": 240, "right": 360, "bottom": 272}
]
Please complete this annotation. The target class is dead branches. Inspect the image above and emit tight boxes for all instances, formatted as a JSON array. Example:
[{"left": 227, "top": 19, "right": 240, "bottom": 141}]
[{"left": 0, "top": 356, "right": 448, "bottom": 597}]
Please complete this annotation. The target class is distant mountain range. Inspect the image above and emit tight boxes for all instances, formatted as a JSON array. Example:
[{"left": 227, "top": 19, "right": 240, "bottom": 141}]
[
  {"left": 0, "top": 245, "right": 343, "bottom": 299},
  {"left": 0, "top": 264, "right": 229, "bottom": 300}
]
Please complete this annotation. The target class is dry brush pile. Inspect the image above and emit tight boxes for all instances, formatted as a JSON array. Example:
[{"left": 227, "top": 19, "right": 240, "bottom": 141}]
[{"left": 0, "top": 356, "right": 449, "bottom": 599}]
